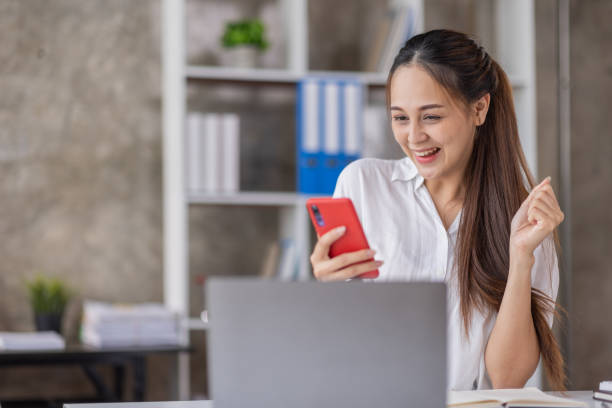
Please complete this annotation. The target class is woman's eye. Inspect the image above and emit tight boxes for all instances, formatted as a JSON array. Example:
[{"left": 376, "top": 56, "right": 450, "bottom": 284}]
[
  {"left": 393, "top": 115, "right": 408, "bottom": 122},
  {"left": 424, "top": 115, "right": 441, "bottom": 121}
]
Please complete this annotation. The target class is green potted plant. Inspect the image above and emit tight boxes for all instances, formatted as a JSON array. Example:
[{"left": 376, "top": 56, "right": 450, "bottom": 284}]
[
  {"left": 26, "top": 275, "right": 71, "bottom": 334},
  {"left": 220, "top": 19, "right": 269, "bottom": 68}
]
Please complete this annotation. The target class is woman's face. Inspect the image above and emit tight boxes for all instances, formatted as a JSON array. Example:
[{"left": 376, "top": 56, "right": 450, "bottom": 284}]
[{"left": 389, "top": 64, "right": 485, "bottom": 183}]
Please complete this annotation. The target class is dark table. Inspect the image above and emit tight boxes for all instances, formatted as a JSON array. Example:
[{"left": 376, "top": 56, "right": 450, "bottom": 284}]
[{"left": 0, "top": 344, "right": 191, "bottom": 407}]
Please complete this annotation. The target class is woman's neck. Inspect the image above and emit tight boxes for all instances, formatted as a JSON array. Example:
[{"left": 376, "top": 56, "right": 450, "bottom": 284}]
[
  {"left": 424, "top": 174, "right": 466, "bottom": 206},
  {"left": 424, "top": 174, "right": 466, "bottom": 229}
]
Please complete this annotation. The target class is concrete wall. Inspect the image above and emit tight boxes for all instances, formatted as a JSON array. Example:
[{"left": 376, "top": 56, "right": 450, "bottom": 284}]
[
  {"left": 568, "top": 0, "right": 612, "bottom": 390},
  {"left": 0, "top": 0, "right": 171, "bottom": 400}
]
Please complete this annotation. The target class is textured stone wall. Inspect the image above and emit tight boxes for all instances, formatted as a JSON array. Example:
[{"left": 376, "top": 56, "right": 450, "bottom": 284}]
[
  {"left": 569, "top": 0, "right": 612, "bottom": 390},
  {"left": 0, "top": 0, "right": 169, "bottom": 400}
]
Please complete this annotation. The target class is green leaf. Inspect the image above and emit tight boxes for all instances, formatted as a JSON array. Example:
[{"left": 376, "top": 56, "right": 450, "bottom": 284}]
[
  {"left": 26, "top": 275, "right": 71, "bottom": 314},
  {"left": 220, "top": 18, "right": 269, "bottom": 50}
]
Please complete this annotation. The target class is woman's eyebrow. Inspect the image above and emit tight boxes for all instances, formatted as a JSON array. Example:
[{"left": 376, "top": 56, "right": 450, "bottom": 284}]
[
  {"left": 389, "top": 104, "right": 444, "bottom": 111},
  {"left": 419, "top": 104, "right": 444, "bottom": 110}
]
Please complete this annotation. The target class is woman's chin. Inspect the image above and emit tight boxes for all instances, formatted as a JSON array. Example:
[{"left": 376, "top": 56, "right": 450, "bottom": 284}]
[{"left": 415, "top": 166, "right": 440, "bottom": 180}]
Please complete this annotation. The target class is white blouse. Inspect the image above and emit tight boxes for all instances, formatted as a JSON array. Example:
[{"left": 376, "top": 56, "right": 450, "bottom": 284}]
[{"left": 332, "top": 157, "right": 559, "bottom": 390}]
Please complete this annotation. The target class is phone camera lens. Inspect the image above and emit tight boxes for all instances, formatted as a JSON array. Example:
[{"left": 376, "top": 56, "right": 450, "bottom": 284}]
[{"left": 311, "top": 205, "right": 325, "bottom": 227}]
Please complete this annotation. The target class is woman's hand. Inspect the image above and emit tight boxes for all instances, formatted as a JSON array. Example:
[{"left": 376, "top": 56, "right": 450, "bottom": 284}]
[
  {"left": 310, "top": 226, "right": 383, "bottom": 282},
  {"left": 510, "top": 177, "right": 564, "bottom": 258}
]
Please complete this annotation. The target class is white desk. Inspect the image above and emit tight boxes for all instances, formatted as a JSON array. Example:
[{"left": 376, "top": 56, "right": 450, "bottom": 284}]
[
  {"left": 65, "top": 402, "right": 212, "bottom": 408},
  {"left": 63, "top": 391, "right": 604, "bottom": 408}
]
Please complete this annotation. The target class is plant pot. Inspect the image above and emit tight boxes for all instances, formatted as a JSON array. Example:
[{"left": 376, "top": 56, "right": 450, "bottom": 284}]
[
  {"left": 34, "top": 312, "right": 63, "bottom": 333},
  {"left": 220, "top": 46, "right": 260, "bottom": 69}
]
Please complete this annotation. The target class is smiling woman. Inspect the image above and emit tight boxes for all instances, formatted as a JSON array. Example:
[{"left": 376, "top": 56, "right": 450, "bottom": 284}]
[
  {"left": 388, "top": 65, "right": 487, "bottom": 189},
  {"left": 310, "top": 29, "right": 566, "bottom": 391}
]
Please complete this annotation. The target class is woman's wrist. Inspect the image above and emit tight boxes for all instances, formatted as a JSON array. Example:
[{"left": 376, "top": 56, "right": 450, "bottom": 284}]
[{"left": 509, "top": 245, "right": 536, "bottom": 276}]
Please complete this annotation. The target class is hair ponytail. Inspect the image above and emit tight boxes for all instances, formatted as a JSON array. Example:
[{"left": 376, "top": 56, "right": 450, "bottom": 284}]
[{"left": 387, "top": 29, "right": 566, "bottom": 390}]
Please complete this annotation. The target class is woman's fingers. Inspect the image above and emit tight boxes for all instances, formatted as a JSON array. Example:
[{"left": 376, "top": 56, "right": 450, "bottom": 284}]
[
  {"left": 541, "top": 186, "right": 563, "bottom": 213},
  {"left": 319, "top": 259, "right": 384, "bottom": 282},
  {"left": 313, "top": 248, "right": 382, "bottom": 282},
  {"left": 325, "top": 248, "right": 377, "bottom": 272},
  {"left": 526, "top": 177, "right": 551, "bottom": 203},
  {"left": 532, "top": 189, "right": 558, "bottom": 212},
  {"left": 529, "top": 183, "right": 564, "bottom": 225},
  {"left": 527, "top": 205, "right": 559, "bottom": 231},
  {"left": 528, "top": 200, "right": 555, "bottom": 224},
  {"left": 516, "top": 177, "right": 550, "bottom": 220},
  {"left": 310, "top": 226, "right": 346, "bottom": 263}
]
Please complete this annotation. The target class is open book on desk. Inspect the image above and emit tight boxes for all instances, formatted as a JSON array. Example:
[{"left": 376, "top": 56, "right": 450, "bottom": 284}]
[{"left": 448, "top": 387, "right": 588, "bottom": 407}]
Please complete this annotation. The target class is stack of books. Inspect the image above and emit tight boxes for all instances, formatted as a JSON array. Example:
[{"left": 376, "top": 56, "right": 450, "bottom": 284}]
[
  {"left": 81, "top": 301, "right": 181, "bottom": 348},
  {"left": 0, "top": 331, "right": 65, "bottom": 350},
  {"left": 594, "top": 381, "right": 612, "bottom": 403},
  {"left": 365, "top": 0, "right": 423, "bottom": 73}
]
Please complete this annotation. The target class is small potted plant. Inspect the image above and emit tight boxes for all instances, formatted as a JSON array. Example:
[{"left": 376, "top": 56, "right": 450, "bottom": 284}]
[
  {"left": 26, "top": 275, "right": 71, "bottom": 334},
  {"left": 220, "top": 19, "right": 269, "bottom": 68}
]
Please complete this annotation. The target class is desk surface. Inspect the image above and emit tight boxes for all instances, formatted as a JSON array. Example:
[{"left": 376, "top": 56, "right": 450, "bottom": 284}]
[
  {"left": 63, "top": 391, "right": 604, "bottom": 408},
  {"left": 0, "top": 345, "right": 191, "bottom": 365}
]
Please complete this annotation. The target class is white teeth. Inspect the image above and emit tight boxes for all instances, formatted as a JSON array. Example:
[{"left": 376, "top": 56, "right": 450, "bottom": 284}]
[{"left": 414, "top": 148, "right": 439, "bottom": 157}]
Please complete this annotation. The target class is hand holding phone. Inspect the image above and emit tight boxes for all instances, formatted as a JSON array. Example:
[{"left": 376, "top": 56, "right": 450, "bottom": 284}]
[{"left": 307, "top": 197, "right": 382, "bottom": 281}]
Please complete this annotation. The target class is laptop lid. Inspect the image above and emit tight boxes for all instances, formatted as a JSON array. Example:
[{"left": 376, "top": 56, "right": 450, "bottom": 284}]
[{"left": 207, "top": 279, "right": 446, "bottom": 408}]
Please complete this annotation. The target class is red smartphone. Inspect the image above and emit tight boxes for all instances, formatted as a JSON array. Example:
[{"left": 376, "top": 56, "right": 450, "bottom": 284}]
[{"left": 306, "top": 197, "right": 379, "bottom": 279}]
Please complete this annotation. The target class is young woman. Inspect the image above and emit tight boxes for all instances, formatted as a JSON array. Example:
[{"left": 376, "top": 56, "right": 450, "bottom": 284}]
[{"left": 309, "top": 29, "right": 565, "bottom": 390}]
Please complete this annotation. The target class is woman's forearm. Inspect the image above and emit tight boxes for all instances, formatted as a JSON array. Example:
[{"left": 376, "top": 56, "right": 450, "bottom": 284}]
[{"left": 484, "top": 251, "right": 540, "bottom": 388}]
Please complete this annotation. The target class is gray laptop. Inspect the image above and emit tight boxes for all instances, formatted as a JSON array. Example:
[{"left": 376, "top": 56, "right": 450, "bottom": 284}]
[{"left": 206, "top": 279, "right": 446, "bottom": 408}]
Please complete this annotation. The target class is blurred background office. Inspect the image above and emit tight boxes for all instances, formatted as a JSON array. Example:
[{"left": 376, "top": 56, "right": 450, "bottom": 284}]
[{"left": 0, "top": 0, "right": 610, "bottom": 404}]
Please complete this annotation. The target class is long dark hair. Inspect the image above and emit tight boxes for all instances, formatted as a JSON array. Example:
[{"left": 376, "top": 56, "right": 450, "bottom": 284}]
[{"left": 386, "top": 29, "right": 565, "bottom": 390}]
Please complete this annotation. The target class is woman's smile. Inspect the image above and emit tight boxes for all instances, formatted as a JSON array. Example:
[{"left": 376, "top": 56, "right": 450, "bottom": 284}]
[{"left": 412, "top": 147, "right": 442, "bottom": 163}]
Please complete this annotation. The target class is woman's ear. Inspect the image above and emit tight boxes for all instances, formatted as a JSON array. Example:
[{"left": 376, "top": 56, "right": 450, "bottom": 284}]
[{"left": 473, "top": 93, "right": 491, "bottom": 126}]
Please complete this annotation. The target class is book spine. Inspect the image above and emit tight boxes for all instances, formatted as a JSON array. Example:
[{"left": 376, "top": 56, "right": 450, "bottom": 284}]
[
  {"left": 203, "top": 113, "right": 220, "bottom": 192},
  {"left": 221, "top": 113, "right": 240, "bottom": 193},
  {"left": 343, "top": 80, "right": 363, "bottom": 166},
  {"left": 186, "top": 112, "right": 202, "bottom": 192},
  {"left": 276, "top": 238, "right": 296, "bottom": 281},
  {"left": 322, "top": 80, "right": 341, "bottom": 195},
  {"left": 297, "top": 79, "right": 321, "bottom": 194}
]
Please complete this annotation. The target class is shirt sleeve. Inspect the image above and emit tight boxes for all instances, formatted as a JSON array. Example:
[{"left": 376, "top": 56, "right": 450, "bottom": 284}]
[{"left": 530, "top": 235, "right": 560, "bottom": 328}]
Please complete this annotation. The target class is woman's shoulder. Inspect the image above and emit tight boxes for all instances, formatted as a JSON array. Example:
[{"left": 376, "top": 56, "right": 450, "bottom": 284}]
[
  {"left": 333, "top": 157, "right": 411, "bottom": 199},
  {"left": 338, "top": 157, "right": 399, "bottom": 182}
]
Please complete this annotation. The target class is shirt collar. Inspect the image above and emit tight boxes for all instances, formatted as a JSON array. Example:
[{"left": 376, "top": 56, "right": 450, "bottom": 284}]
[{"left": 391, "top": 157, "right": 425, "bottom": 190}]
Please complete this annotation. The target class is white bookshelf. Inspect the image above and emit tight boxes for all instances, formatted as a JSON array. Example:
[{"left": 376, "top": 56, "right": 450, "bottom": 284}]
[
  {"left": 185, "top": 317, "right": 210, "bottom": 331},
  {"left": 188, "top": 191, "right": 312, "bottom": 206},
  {"left": 186, "top": 65, "right": 527, "bottom": 89},
  {"left": 162, "top": 0, "right": 539, "bottom": 398},
  {"left": 186, "top": 65, "right": 388, "bottom": 86}
]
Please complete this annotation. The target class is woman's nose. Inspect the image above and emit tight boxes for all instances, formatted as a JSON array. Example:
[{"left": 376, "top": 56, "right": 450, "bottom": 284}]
[{"left": 407, "top": 121, "right": 428, "bottom": 144}]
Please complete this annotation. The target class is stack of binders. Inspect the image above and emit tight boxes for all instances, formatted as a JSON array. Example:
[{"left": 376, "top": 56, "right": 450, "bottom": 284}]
[
  {"left": 593, "top": 381, "right": 612, "bottom": 403},
  {"left": 296, "top": 78, "right": 364, "bottom": 195},
  {"left": 186, "top": 112, "right": 240, "bottom": 194}
]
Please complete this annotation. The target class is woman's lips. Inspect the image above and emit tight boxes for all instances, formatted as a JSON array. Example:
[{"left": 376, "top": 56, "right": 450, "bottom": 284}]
[{"left": 413, "top": 147, "right": 441, "bottom": 164}]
